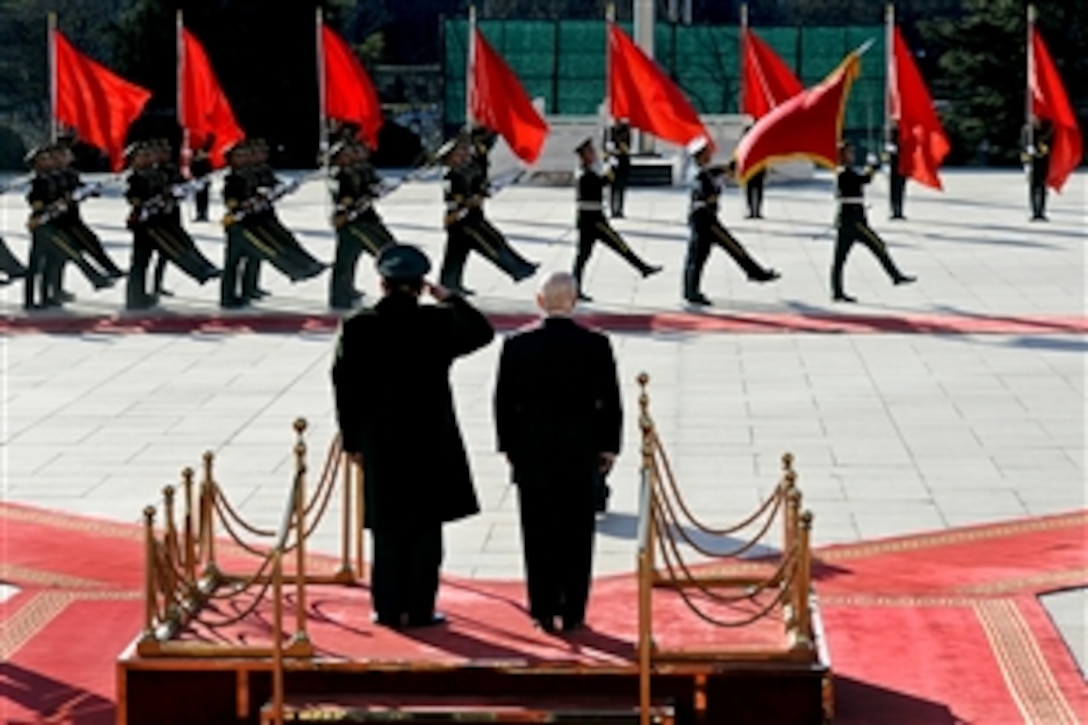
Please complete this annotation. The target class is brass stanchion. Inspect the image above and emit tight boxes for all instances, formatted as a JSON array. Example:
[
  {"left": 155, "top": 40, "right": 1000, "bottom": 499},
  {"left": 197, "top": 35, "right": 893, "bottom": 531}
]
[
  {"left": 182, "top": 467, "right": 197, "bottom": 584},
  {"left": 794, "top": 511, "right": 814, "bottom": 651},
  {"left": 292, "top": 419, "right": 309, "bottom": 644},
  {"left": 201, "top": 451, "right": 219, "bottom": 581},
  {"left": 142, "top": 506, "right": 157, "bottom": 640},
  {"left": 636, "top": 372, "right": 654, "bottom": 725},
  {"left": 271, "top": 550, "right": 285, "bottom": 725},
  {"left": 162, "top": 486, "right": 180, "bottom": 624}
]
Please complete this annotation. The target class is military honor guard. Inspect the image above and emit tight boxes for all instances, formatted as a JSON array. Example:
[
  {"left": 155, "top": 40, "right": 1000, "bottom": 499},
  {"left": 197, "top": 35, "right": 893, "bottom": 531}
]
[
  {"left": 885, "top": 124, "right": 907, "bottom": 220},
  {"left": 831, "top": 141, "right": 916, "bottom": 303},
  {"left": 494, "top": 271, "right": 623, "bottom": 632},
  {"left": 571, "top": 138, "right": 661, "bottom": 301},
  {"left": 739, "top": 125, "right": 766, "bottom": 219},
  {"left": 1022, "top": 116, "right": 1053, "bottom": 222},
  {"left": 603, "top": 118, "right": 631, "bottom": 218},
  {"left": 54, "top": 141, "right": 126, "bottom": 284},
  {"left": 332, "top": 244, "right": 494, "bottom": 629},
  {"left": 24, "top": 146, "right": 114, "bottom": 309},
  {"left": 437, "top": 136, "right": 538, "bottom": 296},
  {"left": 328, "top": 140, "right": 396, "bottom": 309},
  {"left": 683, "top": 137, "right": 779, "bottom": 306},
  {"left": 123, "top": 141, "right": 220, "bottom": 310}
]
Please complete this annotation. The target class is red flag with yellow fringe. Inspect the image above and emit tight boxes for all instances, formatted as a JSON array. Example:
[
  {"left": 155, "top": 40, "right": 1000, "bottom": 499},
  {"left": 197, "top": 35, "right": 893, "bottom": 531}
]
[{"left": 735, "top": 48, "right": 863, "bottom": 183}]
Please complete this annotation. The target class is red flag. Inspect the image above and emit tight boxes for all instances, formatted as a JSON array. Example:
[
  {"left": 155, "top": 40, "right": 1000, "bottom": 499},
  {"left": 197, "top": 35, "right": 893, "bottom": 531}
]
[
  {"left": 181, "top": 28, "right": 244, "bottom": 169},
  {"left": 609, "top": 24, "right": 708, "bottom": 147},
  {"left": 321, "top": 25, "right": 383, "bottom": 149},
  {"left": 888, "top": 27, "right": 950, "bottom": 190},
  {"left": 54, "top": 31, "right": 151, "bottom": 172},
  {"left": 741, "top": 28, "right": 803, "bottom": 120},
  {"left": 735, "top": 50, "right": 862, "bottom": 183},
  {"left": 1030, "top": 28, "right": 1083, "bottom": 192},
  {"left": 469, "top": 28, "right": 548, "bottom": 164}
]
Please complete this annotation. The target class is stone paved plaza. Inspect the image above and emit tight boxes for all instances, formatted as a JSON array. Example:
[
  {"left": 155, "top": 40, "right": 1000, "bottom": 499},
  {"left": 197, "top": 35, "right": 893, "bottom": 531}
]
[{"left": 1, "top": 168, "right": 1084, "bottom": 581}]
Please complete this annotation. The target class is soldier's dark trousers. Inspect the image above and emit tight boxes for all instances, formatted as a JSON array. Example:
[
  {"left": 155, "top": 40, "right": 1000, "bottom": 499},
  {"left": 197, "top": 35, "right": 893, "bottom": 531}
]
[
  {"left": 440, "top": 218, "right": 536, "bottom": 290},
  {"left": 573, "top": 213, "right": 653, "bottom": 289},
  {"left": 610, "top": 157, "right": 629, "bottom": 217},
  {"left": 832, "top": 209, "right": 907, "bottom": 298},
  {"left": 0, "top": 238, "right": 27, "bottom": 282},
  {"left": 684, "top": 216, "right": 770, "bottom": 298},
  {"left": 63, "top": 218, "right": 123, "bottom": 277},
  {"left": 890, "top": 171, "right": 907, "bottom": 219},
  {"left": 516, "top": 473, "right": 595, "bottom": 626},
  {"left": 370, "top": 526, "right": 443, "bottom": 624},
  {"left": 24, "top": 231, "right": 51, "bottom": 308},
  {"left": 330, "top": 219, "right": 394, "bottom": 308},
  {"left": 222, "top": 224, "right": 273, "bottom": 305},
  {"left": 126, "top": 230, "right": 156, "bottom": 309},
  {"left": 745, "top": 171, "right": 765, "bottom": 218},
  {"left": 194, "top": 186, "right": 210, "bottom": 221},
  {"left": 1029, "top": 163, "right": 1048, "bottom": 219},
  {"left": 144, "top": 221, "right": 220, "bottom": 286},
  {"left": 40, "top": 225, "right": 111, "bottom": 302}
]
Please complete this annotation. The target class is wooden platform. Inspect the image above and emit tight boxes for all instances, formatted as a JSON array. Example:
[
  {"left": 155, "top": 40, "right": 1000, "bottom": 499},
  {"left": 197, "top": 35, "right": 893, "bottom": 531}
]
[{"left": 117, "top": 577, "right": 830, "bottom": 725}]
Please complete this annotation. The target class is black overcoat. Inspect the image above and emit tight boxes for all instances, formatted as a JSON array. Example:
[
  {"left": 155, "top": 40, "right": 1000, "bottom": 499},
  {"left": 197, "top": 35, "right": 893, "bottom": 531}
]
[{"left": 332, "top": 292, "right": 494, "bottom": 529}]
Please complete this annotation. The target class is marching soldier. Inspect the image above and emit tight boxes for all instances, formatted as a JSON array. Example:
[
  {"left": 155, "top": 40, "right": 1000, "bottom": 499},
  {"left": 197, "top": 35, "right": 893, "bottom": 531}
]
[
  {"left": 438, "top": 136, "right": 538, "bottom": 296},
  {"left": 1022, "top": 116, "right": 1053, "bottom": 222},
  {"left": 603, "top": 118, "right": 631, "bottom": 218},
  {"left": 24, "top": 146, "right": 114, "bottom": 309},
  {"left": 54, "top": 142, "right": 126, "bottom": 285},
  {"left": 150, "top": 138, "right": 186, "bottom": 299},
  {"left": 572, "top": 138, "right": 661, "bottom": 301},
  {"left": 831, "top": 140, "right": 915, "bottom": 303},
  {"left": 328, "top": 140, "right": 396, "bottom": 309},
  {"left": 683, "top": 137, "right": 779, "bottom": 306},
  {"left": 124, "top": 141, "right": 220, "bottom": 310},
  {"left": 885, "top": 124, "right": 907, "bottom": 220}
]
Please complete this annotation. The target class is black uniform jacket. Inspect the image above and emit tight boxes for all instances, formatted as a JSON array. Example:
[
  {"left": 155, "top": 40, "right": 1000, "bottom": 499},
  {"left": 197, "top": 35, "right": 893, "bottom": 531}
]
[
  {"left": 494, "top": 316, "right": 622, "bottom": 486},
  {"left": 332, "top": 293, "right": 495, "bottom": 529}
]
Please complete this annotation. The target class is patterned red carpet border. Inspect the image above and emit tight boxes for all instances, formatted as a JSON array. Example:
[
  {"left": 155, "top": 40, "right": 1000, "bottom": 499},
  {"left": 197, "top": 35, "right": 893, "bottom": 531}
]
[
  {"left": 2, "top": 504, "right": 1086, "bottom": 724},
  {"left": 1, "top": 310, "right": 1086, "bottom": 335}
]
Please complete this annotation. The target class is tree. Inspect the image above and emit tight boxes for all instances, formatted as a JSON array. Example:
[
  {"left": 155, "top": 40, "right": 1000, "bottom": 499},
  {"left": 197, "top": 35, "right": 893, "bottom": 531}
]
[{"left": 921, "top": 0, "right": 1087, "bottom": 165}]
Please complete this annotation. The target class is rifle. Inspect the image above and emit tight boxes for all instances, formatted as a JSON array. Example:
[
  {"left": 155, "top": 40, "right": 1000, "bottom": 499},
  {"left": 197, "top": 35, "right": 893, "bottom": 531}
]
[
  {"left": 229, "top": 169, "right": 324, "bottom": 224},
  {"left": 444, "top": 168, "right": 525, "bottom": 226},
  {"left": 333, "top": 165, "right": 441, "bottom": 227},
  {"left": 27, "top": 181, "right": 106, "bottom": 230}
]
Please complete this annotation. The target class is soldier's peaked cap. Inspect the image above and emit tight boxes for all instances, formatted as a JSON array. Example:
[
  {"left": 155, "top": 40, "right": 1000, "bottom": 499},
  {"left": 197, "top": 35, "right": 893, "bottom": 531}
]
[
  {"left": 376, "top": 244, "right": 431, "bottom": 281},
  {"left": 574, "top": 137, "right": 594, "bottom": 155},
  {"left": 686, "top": 135, "right": 711, "bottom": 156},
  {"left": 435, "top": 138, "right": 463, "bottom": 161},
  {"left": 24, "top": 146, "right": 50, "bottom": 164}
]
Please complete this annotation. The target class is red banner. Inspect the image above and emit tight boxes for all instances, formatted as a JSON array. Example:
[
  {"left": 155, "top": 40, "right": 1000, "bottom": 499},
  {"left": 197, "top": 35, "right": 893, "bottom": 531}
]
[
  {"left": 469, "top": 28, "right": 548, "bottom": 164},
  {"left": 322, "top": 25, "right": 383, "bottom": 150},
  {"left": 741, "top": 28, "right": 803, "bottom": 120},
  {"left": 889, "top": 27, "right": 950, "bottom": 190},
  {"left": 181, "top": 28, "right": 244, "bottom": 169},
  {"left": 1030, "top": 28, "right": 1082, "bottom": 192},
  {"left": 54, "top": 31, "right": 151, "bottom": 171}
]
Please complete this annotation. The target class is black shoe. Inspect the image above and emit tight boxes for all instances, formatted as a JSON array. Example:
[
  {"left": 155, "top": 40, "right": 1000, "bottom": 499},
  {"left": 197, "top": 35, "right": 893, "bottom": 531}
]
[
  {"left": 250, "top": 287, "right": 271, "bottom": 300},
  {"left": 744, "top": 213, "right": 756, "bottom": 219},
  {"left": 448, "top": 286, "right": 476, "bottom": 297},
  {"left": 194, "top": 215, "right": 209, "bottom": 222},
  {"left": 1031, "top": 215, "right": 1048, "bottom": 222},
  {"left": 750, "top": 269, "right": 781, "bottom": 283},
  {"left": 894, "top": 275, "right": 916, "bottom": 286},
  {"left": 157, "top": 287, "right": 175, "bottom": 298},
  {"left": 641, "top": 265, "right": 663, "bottom": 279},
  {"left": 561, "top": 619, "right": 586, "bottom": 633},
  {"left": 577, "top": 291, "right": 593, "bottom": 303},
  {"left": 371, "top": 611, "right": 404, "bottom": 629},
  {"left": 351, "top": 289, "right": 365, "bottom": 301},
  {"left": 833, "top": 293, "right": 858, "bottom": 303},
  {"left": 685, "top": 293, "right": 712, "bottom": 306},
  {"left": 890, "top": 214, "right": 905, "bottom": 221},
  {"left": 221, "top": 298, "right": 248, "bottom": 309},
  {"left": 513, "top": 263, "right": 539, "bottom": 283},
  {"left": 57, "top": 290, "right": 76, "bottom": 302},
  {"left": 405, "top": 612, "right": 447, "bottom": 628}
]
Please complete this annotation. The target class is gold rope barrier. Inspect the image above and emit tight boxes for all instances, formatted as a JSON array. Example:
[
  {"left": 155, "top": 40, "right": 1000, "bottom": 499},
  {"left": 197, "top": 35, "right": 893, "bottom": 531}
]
[{"left": 634, "top": 372, "right": 819, "bottom": 725}]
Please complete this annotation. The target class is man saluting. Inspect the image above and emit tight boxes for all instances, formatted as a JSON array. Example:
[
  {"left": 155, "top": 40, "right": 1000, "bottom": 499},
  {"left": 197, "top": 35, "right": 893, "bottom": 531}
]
[{"left": 332, "top": 244, "right": 494, "bottom": 629}]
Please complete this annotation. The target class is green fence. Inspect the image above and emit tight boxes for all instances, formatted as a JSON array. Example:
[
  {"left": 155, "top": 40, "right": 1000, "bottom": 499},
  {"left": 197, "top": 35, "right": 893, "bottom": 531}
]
[{"left": 445, "top": 19, "right": 885, "bottom": 141}]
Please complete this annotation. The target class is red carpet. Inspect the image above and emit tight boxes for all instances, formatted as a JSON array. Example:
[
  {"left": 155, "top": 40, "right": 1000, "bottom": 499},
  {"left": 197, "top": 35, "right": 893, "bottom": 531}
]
[
  {"left": 1, "top": 310, "right": 1085, "bottom": 336},
  {"left": 2, "top": 503, "right": 1086, "bottom": 724}
]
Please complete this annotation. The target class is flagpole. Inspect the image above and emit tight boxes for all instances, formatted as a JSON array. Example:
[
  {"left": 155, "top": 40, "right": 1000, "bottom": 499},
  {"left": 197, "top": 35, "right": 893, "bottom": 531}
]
[
  {"left": 605, "top": 3, "right": 614, "bottom": 124},
  {"left": 48, "top": 13, "right": 57, "bottom": 143},
  {"left": 884, "top": 3, "right": 894, "bottom": 148},
  {"left": 316, "top": 7, "right": 327, "bottom": 163},
  {"left": 466, "top": 5, "right": 476, "bottom": 130},
  {"left": 739, "top": 3, "right": 747, "bottom": 118},
  {"left": 1025, "top": 4, "right": 1035, "bottom": 152},
  {"left": 177, "top": 9, "right": 189, "bottom": 174}
]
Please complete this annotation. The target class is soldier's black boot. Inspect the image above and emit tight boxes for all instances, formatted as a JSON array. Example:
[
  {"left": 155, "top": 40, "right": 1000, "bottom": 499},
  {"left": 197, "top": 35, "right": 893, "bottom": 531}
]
[{"left": 683, "top": 264, "right": 710, "bottom": 306}]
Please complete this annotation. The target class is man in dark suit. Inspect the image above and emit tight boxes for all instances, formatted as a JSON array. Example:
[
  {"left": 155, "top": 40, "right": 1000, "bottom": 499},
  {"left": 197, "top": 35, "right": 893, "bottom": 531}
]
[
  {"left": 332, "top": 244, "right": 494, "bottom": 629},
  {"left": 494, "top": 271, "right": 623, "bottom": 633}
]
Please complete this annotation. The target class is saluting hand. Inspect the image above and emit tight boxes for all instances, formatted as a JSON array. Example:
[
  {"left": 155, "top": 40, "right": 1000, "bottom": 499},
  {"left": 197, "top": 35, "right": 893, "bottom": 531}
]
[
  {"left": 425, "top": 281, "right": 452, "bottom": 302},
  {"left": 599, "top": 452, "right": 616, "bottom": 476}
]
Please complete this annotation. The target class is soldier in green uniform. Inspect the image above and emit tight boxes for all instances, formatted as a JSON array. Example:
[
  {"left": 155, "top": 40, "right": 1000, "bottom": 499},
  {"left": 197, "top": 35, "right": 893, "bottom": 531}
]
[
  {"left": 684, "top": 137, "right": 779, "bottom": 306},
  {"left": 25, "top": 146, "right": 113, "bottom": 309},
  {"left": 831, "top": 140, "right": 915, "bottom": 303},
  {"left": 328, "top": 141, "right": 396, "bottom": 310},
  {"left": 54, "top": 142, "right": 125, "bottom": 287},
  {"left": 1022, "top": 116, "right": 1053, "bottom": 222},
  {"left": 603, "top": 119, "right": 631, "bottom": 218},
  {"left": 572, "top": 138, "right": 661, "bottom": 301},
  {"left": 124, "top": 141, "right": 220, "bottom": 309},
  {"left": 150, "top": 138, "right": 187, "bottom": 300},
  {"left": 438, "top": 136, "right": 538, "bottom": 296}
]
